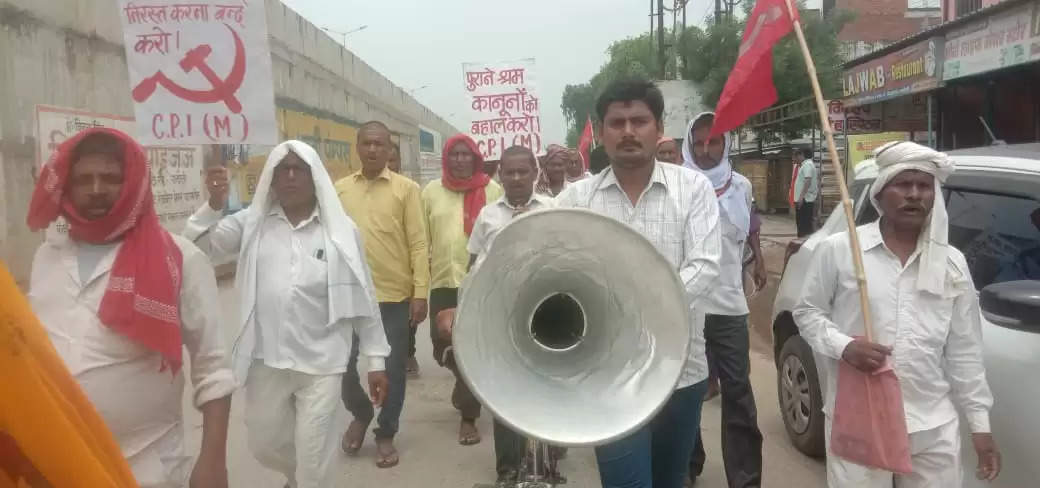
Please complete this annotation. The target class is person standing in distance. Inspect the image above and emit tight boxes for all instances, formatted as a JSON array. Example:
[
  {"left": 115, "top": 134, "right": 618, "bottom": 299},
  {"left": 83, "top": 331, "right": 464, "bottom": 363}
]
[{"left": 793, "top": 148, "right": 819, "bottom": 237}]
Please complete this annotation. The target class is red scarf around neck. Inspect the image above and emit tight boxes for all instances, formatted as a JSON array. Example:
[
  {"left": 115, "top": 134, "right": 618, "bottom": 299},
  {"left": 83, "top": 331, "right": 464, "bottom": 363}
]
[
  {"left": 26, "top": 128, "right": 184, "bottom": 373},
  {"left": 440, "top": 134, "right": 491, "bottom": 236}
]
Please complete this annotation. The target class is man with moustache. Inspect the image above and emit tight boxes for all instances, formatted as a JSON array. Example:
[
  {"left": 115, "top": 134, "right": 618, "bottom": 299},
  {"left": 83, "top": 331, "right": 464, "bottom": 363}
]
[
  {"left": 336, "top": 121, "right": 430, "bottom": 468},
  {"left": 794, "top": 141, "right": 1000, "bottom": 487},
  {"left": 681, "top": 112, "right": 765, "bottom": 488},
  {"left": 186, "top": 140, "right": 390, "bottom": 488},
  {"left": 555, "top": 80, "right": 721, "bottom": 488},
  {"left": 26, "top": 128, "right": 234, "bottom": 488}
]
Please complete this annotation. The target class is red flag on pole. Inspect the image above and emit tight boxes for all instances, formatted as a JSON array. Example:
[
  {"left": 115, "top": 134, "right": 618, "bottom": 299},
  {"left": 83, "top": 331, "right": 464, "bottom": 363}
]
[
  {"left": 577, "top": 115, "right": 595, "bottom": 170},
  {"left": 710, "top": 0, "right": 799, "bottom": 138}
]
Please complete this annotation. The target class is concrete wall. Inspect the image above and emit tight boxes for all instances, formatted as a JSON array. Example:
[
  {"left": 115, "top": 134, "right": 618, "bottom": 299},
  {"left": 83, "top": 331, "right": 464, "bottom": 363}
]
[{"left": 0, "top": 0, "right": 459, "bottom": 284}]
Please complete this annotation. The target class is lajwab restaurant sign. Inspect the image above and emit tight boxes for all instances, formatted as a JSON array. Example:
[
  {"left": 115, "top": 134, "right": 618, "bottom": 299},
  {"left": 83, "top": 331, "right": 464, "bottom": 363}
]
[{"left": 842, "top": 38, "right": 943, "bottom": 107}]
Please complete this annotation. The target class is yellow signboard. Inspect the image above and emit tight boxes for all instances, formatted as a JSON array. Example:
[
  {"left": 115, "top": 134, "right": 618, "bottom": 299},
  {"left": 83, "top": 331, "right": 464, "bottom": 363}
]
[
  {"left": 846, "top": 131, "right": 910, "bottom": 175},
  {"left": 234, "top": 108, "right": 364, "bottom": 203},
  {"left": 278, "top": 108, "right": 362, "bottom": 181}
]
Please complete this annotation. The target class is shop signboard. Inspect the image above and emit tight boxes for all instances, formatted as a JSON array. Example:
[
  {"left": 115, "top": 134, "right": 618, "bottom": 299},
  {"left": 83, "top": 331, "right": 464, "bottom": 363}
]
[
  {"left": 847, "top": 132, "right": 911, "bottom": 170},
  {"left": 944, "top": 0, "right": 1040, "bottom": 80},
  {"left": 842, "top": 38, "right": 944, "bottom": 107}
]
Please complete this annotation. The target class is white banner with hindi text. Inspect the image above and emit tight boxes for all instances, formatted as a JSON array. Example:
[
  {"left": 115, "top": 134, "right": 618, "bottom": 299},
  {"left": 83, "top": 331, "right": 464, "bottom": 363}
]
[
  {"left": 463, "top": 58, "right": 542, "bottom": 161},
  {"left": 118, "top": 0, "right": 277, "bottom": 145}
]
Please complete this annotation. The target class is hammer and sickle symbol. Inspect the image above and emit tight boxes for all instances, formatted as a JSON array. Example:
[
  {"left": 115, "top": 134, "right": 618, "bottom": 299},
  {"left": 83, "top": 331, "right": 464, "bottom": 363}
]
[{"left": 131, "top": 23, "right": 246, "bottom": 113}]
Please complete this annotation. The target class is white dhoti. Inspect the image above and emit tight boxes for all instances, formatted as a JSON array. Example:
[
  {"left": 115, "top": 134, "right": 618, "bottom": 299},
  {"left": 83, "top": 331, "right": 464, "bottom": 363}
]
[
  {"left": 245, "top": 361, "right": 343, "bottom": 488},
  {"left": 826, "top": 417, "right": 963, "bottom": 488}
]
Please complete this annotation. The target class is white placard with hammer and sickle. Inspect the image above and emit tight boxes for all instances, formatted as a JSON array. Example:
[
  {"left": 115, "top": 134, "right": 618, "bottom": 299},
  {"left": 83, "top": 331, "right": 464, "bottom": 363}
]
[{"left": 118, "top": 0, "right": 277, "bottom": 145}]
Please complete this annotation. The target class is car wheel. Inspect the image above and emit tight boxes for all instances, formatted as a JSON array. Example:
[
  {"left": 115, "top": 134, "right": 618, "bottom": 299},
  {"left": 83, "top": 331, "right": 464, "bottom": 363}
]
[{"left": 776, "top": 335, "right": 825, "bottom": 457}]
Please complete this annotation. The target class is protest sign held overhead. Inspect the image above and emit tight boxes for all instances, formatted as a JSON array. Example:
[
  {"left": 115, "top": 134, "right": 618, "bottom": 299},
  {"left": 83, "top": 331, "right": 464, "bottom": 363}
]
[
  {"left": 118, "top": 0, "right": 277, "bottom": 145},
  {"left": 463, "top": 58, "right": 541, "bottom": 161}
]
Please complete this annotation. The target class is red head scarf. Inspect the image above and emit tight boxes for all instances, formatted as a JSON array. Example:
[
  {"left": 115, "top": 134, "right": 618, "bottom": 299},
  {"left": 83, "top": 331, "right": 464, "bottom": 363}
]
[
  {"left": 441, "top": 134, "right": 491, "bottom": 235},
  {"left": 26, "top": 127, "right": 184, "bottom": 373}
]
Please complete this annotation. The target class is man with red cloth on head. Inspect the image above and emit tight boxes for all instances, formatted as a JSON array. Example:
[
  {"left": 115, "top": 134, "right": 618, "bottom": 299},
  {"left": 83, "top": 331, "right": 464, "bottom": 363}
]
[
  {"left": 421, "top": 134, "right": 502, "bottom": 446},
  {"left": 25, "top": 128, "right": 234, "bottom": 488}
]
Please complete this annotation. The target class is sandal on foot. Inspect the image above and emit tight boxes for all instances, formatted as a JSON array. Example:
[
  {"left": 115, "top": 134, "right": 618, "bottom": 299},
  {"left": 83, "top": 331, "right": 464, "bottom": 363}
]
[
  {"left": 458, "top": 419, "right": 481, "bottom": 446},
  {"left": 375, "top": 438, "right": 399, "bottom": 468},
  {"left": 341, "top": 419, "right": 368, "bottom": 456}
]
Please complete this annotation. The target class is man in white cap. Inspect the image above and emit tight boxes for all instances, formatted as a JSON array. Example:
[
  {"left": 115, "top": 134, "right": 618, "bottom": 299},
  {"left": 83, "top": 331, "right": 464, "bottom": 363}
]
[
  {"left": 794, "top": 141, "right": 1001, "bottom": 487},
  {"left": 185, "top": 141, "right": 391, "bottom": 488},
  {"left": 682, "top": 112, "right": 765, "bottom": 488}
]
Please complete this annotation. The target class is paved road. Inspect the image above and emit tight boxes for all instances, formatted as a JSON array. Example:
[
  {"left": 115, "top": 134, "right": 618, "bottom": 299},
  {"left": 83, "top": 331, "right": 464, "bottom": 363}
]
[{"left": 180, "top": 213, "right": 824, "bottom": 487}]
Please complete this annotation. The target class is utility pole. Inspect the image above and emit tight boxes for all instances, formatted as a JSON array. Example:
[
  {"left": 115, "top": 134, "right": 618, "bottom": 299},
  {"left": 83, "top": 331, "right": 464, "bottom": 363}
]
[
  {"left": 715, "top": 0, "right": 722, "bottom": 25},
  {"left": 657, "top": 0, "right": 666, "bottom": 79},
  {"left": 649, "top": 0, "right": 655, "bottom": 76}
]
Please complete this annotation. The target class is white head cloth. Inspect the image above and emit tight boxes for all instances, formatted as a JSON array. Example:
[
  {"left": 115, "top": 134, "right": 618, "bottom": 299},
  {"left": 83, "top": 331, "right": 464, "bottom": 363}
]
[
  {"left": 235, "top": 141, "right": 379, "bottom": 331},
  {"left": 868, "top": 141, "right": 955, "bottom": 295},
  {"left": 681, "top": 111, "right": 751, "bottom": 236}
]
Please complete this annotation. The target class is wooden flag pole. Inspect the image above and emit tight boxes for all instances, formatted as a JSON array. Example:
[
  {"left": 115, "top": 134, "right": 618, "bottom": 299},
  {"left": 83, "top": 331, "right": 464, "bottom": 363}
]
[{"left": 782, "top": 0, "right": 875, "bottom": 341}]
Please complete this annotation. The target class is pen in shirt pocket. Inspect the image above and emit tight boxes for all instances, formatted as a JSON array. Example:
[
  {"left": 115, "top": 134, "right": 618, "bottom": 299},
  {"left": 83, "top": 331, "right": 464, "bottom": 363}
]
[{"left": 315, "top": 249, "right": 325, "bottom": 261}]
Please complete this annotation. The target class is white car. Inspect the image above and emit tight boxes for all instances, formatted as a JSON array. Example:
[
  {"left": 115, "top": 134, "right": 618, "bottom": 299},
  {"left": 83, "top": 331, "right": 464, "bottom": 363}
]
[{"left": 770, "top": 144, "right": 1040, "bottom": 487}]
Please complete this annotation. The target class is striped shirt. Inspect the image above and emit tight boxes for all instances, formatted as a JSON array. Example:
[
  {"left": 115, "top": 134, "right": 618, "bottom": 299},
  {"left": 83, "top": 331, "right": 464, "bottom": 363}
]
[{"left": 554, "top": 162, "right": 722, "bottom": 388}]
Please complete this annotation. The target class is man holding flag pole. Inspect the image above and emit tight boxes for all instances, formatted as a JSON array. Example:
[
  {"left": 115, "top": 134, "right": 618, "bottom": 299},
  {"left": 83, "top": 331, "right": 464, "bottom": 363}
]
[{"left": 713, "top": 0, "right": 1000, "bottom": 486}]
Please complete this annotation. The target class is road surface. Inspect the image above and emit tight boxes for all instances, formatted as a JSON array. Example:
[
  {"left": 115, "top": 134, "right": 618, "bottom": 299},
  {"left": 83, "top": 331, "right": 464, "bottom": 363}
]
[{"left": 180, "top": 213, "right": 825, "bottom": 487}]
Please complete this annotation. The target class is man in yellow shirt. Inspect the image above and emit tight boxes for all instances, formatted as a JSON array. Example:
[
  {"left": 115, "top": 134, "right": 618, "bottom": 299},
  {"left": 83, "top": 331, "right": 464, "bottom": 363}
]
[
  {"left": 336, "top": 121, "right": 430, "bottom": 469},
  {"left": 422, "top": 134, "right": 503, "bottom": 446}
]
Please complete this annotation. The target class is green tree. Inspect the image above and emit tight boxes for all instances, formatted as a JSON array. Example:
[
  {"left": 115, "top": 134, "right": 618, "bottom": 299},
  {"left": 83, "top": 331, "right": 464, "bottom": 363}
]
[
  {"left": 561, "top": 32, "right": 666, "bottom": 145},
  {"left": 561, "top": 6, "right": 851, "bottom": 144}
]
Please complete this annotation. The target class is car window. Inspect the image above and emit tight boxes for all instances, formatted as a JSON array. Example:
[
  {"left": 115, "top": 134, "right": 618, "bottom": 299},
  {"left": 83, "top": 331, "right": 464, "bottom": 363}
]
[
  {"left": 946, "top": 190, "right": 1040, "bottom": 289},
  {"left": 851, "top": 179, "right": 879, "bottom": 226}
]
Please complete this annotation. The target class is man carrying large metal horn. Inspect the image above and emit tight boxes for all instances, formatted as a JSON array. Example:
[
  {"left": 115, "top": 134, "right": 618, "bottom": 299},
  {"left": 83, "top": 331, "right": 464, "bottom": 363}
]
[{"left": 553, "top": 79, "right": 722, "bottom": 488}]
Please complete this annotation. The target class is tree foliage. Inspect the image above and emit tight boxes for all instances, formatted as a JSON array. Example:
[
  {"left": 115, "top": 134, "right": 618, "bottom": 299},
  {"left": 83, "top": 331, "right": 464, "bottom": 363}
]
[
  {"left": 561, "top": 32, "right": 662, "bottom": 146},
  {"left": 560, "top": 6, "right": 852, "bottom": 144}
]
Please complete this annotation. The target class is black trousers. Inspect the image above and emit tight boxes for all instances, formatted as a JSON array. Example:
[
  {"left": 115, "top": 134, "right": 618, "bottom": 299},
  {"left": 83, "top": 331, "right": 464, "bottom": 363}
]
[
  {"left": 429, "top": 287, "right": 481, "bottom": 420},
  {"left": 795, "top": 201, "right": 816, "bottom": 237},
  {"left": 494, "top": 418, "right": 524, "bottom": 475},
  {"left": 689, "top": 314, "right": 763, "bottom": 488}
]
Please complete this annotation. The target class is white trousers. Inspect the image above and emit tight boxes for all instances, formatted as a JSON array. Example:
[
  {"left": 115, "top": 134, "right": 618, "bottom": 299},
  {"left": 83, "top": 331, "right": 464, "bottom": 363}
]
[
  {"left": 245, "top": 362, "right": 343, "bottom": 488},
  {"left": 826, "top": 417, "right": 963, "bottom": 488}
]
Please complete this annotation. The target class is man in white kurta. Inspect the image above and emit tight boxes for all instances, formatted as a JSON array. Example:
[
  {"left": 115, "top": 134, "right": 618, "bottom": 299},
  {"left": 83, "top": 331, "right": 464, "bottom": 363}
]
[
  {"left": 681, "top": 112, "right": 764, "bottom": 487},
  {"left": 793, "top": 141, "right": 1000, "bottom": 487},
  {"left": 27, "top": 128, "right": 234, "bottom": 488},
  {"left": 184, "top": 140, "right": 391, "bottom": 488}
]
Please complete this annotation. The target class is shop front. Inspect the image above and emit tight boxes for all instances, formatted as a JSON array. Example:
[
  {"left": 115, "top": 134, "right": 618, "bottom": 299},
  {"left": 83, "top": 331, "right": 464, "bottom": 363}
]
[
  {"left": 839, "top": 36, "right": 945, "bottom": 147},
  {"left": 940, "top": 0, "right": 1040, "bottom": 148}
]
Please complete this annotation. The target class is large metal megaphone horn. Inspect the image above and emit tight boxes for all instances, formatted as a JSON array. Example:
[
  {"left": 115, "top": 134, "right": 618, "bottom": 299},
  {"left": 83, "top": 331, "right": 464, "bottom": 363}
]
[{"left": 453, "top": 208, "right": 691, "bottom": 447}]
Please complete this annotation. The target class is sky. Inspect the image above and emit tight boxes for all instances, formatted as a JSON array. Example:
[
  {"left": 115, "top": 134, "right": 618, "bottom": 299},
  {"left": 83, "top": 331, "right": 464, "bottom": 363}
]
[{"left": 281, "top": 0, "right": 715, "bottom": 144}]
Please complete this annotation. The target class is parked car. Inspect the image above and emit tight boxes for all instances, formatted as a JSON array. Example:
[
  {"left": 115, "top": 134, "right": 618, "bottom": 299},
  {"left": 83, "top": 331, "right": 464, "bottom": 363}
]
[{"left": 770, "top": 144, "right": 1040, "bottom": 487}]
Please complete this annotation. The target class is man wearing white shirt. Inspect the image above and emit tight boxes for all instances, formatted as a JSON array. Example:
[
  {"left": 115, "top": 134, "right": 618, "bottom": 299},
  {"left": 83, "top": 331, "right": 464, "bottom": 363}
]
[
  {"left": 793, "top": 148, "right": 819, "bottom": 237},
  {"left": 457, "top": 145, "right": 555, "bottom": 484},
  {"left": 185, "top": 140, "right": 390, "bottom": 488},
  {"left": 26, "top": 128, "right": 234, "bottom": 488},
  {"left": 793, "top": 141, "right": 1000, "bottom": 487},
  {"left": 554, "top": 80, "right": 721, "bottom": 488},
  {"left": 681, "top": 112, "right": 765, "bottom": 488},
  {"left": 466, "top": 146, "right": 555, "bottom": 271}
]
